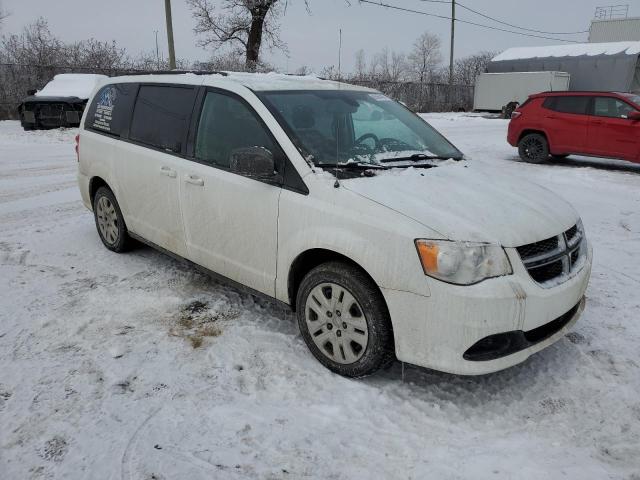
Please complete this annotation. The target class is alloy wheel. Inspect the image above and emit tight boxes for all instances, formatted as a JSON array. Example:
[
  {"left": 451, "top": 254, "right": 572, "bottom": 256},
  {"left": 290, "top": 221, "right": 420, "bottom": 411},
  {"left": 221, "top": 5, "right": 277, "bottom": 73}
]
[{"left": 522, "top": 138, "right": 544, "bottom": 160}]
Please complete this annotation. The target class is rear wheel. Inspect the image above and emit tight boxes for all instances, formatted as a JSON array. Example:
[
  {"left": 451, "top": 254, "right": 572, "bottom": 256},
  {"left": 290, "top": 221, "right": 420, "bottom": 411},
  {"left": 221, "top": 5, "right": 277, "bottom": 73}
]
[
  {"left": 296, "top": 261, "right": 395, "bottom": 378},
  {"left": 93, "top": 187, "right": 131, "bottom": 253},
  {"left": 518, "top": 133, "right": 549, "bottom": 163}
]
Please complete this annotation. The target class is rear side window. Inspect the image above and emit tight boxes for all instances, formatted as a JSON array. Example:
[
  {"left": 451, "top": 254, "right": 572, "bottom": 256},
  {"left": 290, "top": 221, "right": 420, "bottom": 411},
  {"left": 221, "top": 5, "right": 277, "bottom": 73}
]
[
  {"left": 130, "top": 85, "right": 197, "bottom": 153},
  {"left": 86, "top": 83, "right": 137, "bottom": 137},
  {"left": 544, "top": 96, "right": 590, "bottom": 115}
]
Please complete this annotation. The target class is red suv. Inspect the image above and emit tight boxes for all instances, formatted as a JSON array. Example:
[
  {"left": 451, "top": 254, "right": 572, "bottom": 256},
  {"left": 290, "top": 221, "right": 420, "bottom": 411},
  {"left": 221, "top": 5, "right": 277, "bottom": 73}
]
[{"left": 508, "top": 91, "right": 640, "bottom": 164}]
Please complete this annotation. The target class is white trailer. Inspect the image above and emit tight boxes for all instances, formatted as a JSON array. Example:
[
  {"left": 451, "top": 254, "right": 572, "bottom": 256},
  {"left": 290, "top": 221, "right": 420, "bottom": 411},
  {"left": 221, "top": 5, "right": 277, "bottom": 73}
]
[{"left": 473, "top": 71, "right": 570, "bottom": 115}]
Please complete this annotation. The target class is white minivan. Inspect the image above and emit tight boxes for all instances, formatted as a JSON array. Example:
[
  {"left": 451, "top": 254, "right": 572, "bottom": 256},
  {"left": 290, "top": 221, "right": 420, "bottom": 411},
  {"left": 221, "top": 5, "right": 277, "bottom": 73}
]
[{"left": 76, "top": 72, "right": 592, "bottom": 377}]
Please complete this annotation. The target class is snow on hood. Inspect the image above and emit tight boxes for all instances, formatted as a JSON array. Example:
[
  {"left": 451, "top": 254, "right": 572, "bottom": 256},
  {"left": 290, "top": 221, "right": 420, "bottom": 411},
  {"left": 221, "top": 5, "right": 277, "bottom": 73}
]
[
  {"left": 341, "top": 163, "right": 578, "bottom": 247},
  {"left": 492, "top": 41, "right": 640, "bottom": 62},
  {"left": 35, "top": 74, "right": 108, "bottom": 99}
]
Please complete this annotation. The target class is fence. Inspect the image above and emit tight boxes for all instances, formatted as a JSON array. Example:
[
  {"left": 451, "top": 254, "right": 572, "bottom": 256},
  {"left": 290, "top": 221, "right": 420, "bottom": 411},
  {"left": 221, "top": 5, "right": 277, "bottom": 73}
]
[
  {"left": 349, "top": 80, "right": 475, "bottom": 113},
  {"left": 0, "top": 63, "right": 475, "bottom": 120}
]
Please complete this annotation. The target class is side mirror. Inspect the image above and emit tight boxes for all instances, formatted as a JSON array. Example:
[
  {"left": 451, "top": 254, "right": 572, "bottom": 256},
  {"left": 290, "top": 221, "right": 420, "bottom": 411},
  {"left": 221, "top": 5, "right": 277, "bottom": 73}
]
[
  {"left": 628, "top": 111, "right": 640, "bottom": 121},
  {"left": 230, "top": 146, "right": 279, "bottom": 180}
]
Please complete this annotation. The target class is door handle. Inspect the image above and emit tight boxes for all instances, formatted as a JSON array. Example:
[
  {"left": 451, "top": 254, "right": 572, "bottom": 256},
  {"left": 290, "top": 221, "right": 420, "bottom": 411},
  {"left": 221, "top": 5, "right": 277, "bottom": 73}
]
[
  {"left": 184, "top": 174, "right": 204, "bottom": 186},
  {"left": 160, "top": 166, "right": 177, "bottom": 178}
]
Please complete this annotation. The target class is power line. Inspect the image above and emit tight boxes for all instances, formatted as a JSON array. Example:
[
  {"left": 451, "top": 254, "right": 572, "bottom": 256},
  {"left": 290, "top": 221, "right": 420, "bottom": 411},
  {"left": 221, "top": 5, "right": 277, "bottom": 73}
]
[
  {"left": 413, "top": 0, "right": 589, "bottom": 36},
  {"left": 454, "top": 1, "right": 589, "bottom": 36},
  {"left": 359, "top": 0, "right": 583, "bottom": 43}
]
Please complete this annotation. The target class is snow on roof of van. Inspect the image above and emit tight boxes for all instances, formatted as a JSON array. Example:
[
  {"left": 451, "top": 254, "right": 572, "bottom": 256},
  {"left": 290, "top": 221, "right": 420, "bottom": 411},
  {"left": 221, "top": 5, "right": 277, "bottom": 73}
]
[
  {"left": 492, "top": 41, "right": 640, "bottom": 62},
  {"left": 214, "top": 71, "right": 374, "bottom": 91},
  {"left": 36, "top": 74, "right": 108, "bottom": 99}
]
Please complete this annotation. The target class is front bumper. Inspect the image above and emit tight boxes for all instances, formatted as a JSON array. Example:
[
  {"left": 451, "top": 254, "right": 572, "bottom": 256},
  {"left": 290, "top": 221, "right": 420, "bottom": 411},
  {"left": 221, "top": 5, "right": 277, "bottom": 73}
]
[{"left": 382, "top": 242, "right": 592, "bottom": 375}]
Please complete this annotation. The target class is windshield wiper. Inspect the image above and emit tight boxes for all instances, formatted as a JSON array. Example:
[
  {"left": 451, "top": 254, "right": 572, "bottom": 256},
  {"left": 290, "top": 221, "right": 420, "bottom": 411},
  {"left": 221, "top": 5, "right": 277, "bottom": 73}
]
[
  {"left": 316, "top": 162, "right": 388, "bottom": 170},
  {"left": 379, "top": 153, "right": 461, "bottom": 163}
]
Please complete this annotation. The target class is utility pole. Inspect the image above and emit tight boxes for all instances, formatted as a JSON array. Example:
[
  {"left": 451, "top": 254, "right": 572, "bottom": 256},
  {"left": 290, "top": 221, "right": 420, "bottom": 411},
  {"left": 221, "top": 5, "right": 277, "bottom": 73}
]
[
  {"left": 154, "top": 30, "right": 160, "bottom": 70},
  {"left": 338, "top": 28, "right": 342, "bottom": 81},
  {"left": 164, "top": 0, "right": 176, "bottom": 70},
  {"left": 448, "top": 0, "right": 455, "bottom": 107}
]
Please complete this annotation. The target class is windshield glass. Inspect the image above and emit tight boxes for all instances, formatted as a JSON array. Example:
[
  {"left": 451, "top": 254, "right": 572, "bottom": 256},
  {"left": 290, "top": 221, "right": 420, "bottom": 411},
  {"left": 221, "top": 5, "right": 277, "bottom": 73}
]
[
  {"left": 621, "top": 93, "right": 640, "bottom": 108},
  {"left": 258, "top": 90, "right": 463, "bottom": 167}
]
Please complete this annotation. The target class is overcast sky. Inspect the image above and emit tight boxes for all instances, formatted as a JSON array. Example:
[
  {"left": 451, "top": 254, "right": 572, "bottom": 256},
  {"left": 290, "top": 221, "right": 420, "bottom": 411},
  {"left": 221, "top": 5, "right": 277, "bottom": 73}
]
[{"left": 0, "top": 0, "right": 633, "bottom": 72}]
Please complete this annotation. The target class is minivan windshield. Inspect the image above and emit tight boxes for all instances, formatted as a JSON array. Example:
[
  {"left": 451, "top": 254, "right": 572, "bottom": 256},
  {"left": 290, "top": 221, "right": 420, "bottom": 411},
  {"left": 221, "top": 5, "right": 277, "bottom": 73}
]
[{"left": 258, "top": 90, "right": 463, "bottom": 167}]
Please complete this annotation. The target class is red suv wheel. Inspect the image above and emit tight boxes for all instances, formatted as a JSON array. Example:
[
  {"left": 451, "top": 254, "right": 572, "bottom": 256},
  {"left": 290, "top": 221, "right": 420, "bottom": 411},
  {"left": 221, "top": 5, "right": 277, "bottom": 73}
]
[{"left": 518, "top": 133, "right": 549, "bottom": 163}]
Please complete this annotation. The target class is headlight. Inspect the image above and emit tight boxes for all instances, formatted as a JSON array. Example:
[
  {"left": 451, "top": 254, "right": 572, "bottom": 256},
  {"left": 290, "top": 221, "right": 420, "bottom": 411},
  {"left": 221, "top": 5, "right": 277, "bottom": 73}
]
[{"left": 415, "top": 239, "right": 512, "bottom": 285}]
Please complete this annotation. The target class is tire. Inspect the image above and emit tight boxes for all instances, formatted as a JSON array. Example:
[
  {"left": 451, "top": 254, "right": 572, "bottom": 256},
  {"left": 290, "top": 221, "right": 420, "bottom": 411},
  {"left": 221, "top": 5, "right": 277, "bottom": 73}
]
[
  {"left": 92, "top": 186, "right": 131, "bottom": 253},
  {"left": 296, "top": 261, "right": 395, "bottom": 378},
  {"left": 518, "top": 133, "right": 549, "bottom": 163}
]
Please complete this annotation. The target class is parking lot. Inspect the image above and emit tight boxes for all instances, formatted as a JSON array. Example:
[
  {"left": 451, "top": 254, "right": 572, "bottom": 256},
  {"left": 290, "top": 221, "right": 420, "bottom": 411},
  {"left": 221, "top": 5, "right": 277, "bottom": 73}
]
[{"left": 1, "top": 114, "right": 639, "bottom": 479}]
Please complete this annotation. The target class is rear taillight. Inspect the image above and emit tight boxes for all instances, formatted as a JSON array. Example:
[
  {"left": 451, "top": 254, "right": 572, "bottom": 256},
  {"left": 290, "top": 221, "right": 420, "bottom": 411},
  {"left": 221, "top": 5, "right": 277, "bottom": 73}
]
[
  {"left": 74, "top": 133, "right": 79, "bottom": 161},
  {"left": 511, "top": 111, "right": 522, "bottom": 119}
]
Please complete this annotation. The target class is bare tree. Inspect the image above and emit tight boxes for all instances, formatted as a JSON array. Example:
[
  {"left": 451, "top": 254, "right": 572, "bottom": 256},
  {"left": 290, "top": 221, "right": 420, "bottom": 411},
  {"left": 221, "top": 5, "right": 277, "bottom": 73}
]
[
  {"left": 1, "top": 18, "right": 65, "bottom": 66},
  {"left": 187, "top": 0, "right": 306, "bottom": 71},
  {"left": 368, "top": 48, "right": 405, "bottom": 82},
  {"left": 454, "top": 51, "right": 496, "bottom": 85},
  {"left": 354, "top": 49, "right": 366, "bottom": 80},
  {"left": 295, "top": 65, "right": 311, "bottom": 75},
  {"left": 407, "top": 32, "right": 441, "bottom": 83},
  {"left": 65, "top": 39, "right": 129, "bottom": 71},
  {"left": 0, "top": 1, "right": 9, "bottom": 25},
  {"left": 194, "top": 49, "right": 252, "bottom": 72},
  {"left": 319, "top": 64, "right": 339, "bottom": 80},
  {"left": 389, "top": 51, "right": 406, "bottom": 81}
]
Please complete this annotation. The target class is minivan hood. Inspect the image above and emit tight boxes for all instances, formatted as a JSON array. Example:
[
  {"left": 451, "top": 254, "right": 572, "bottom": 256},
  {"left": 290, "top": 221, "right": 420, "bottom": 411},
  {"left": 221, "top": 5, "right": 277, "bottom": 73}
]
[{"left": 341, "top": 162, "right": 578, "bottom": 247}]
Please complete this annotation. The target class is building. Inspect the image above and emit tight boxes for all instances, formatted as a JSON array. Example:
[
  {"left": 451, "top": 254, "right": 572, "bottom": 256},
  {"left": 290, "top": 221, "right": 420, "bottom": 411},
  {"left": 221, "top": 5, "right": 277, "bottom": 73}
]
[
  {"left": 589, "top": 17, "right": 640, "bottom": 42},
  {"left": 487, "top": 42, "right": 640, "bottom": 92}
]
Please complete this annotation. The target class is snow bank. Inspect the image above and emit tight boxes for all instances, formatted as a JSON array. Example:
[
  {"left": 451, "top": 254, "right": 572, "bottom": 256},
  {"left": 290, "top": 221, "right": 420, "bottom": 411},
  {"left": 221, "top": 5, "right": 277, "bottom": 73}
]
[
  {"left": 35, "top": 73, "right": 108, "bottom": 99},
  {"left": 492, "top": 41, "right": 640, "bottom": 62}
]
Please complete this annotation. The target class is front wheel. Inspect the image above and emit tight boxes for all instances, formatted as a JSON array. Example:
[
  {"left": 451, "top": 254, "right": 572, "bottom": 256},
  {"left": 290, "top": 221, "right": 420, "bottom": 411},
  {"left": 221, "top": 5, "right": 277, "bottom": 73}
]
[
  {"left": 93, "top": 186, "right": 131, "bottom": 253},
  {"left": 518, "top": 133, "right": 549, "bottom": 163},
  {"left": 296, "top": 261, "right": 395, "bottom": 378}
]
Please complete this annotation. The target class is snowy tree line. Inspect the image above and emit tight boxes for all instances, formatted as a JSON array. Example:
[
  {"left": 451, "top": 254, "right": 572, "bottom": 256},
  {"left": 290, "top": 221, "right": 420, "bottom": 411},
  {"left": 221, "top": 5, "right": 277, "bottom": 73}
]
[
  {"left": 0, "top": 16, "right": 494, "bottom": 119},
  {"left": 311, "top": 33, "right": 495, "bottom": 111}
]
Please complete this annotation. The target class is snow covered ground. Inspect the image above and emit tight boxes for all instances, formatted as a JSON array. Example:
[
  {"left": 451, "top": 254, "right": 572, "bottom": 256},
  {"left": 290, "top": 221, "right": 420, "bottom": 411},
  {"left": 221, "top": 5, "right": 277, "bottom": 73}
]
[{"left": 0, "top": 115, "right": 639, "bottom": 479}]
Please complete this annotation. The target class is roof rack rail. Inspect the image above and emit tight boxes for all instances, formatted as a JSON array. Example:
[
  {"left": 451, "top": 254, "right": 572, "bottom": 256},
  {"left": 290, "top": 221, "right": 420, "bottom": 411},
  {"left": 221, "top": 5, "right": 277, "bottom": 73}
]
[{"left": 121, "top": 70, "right": 228, "bottom": 77}]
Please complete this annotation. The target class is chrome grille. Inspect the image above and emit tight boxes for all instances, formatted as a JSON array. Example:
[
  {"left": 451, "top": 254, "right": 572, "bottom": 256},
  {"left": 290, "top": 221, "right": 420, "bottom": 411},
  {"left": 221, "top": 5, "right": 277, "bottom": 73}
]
[{"left": 517, "top": 224, "right": 584, "bottom": 286}]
